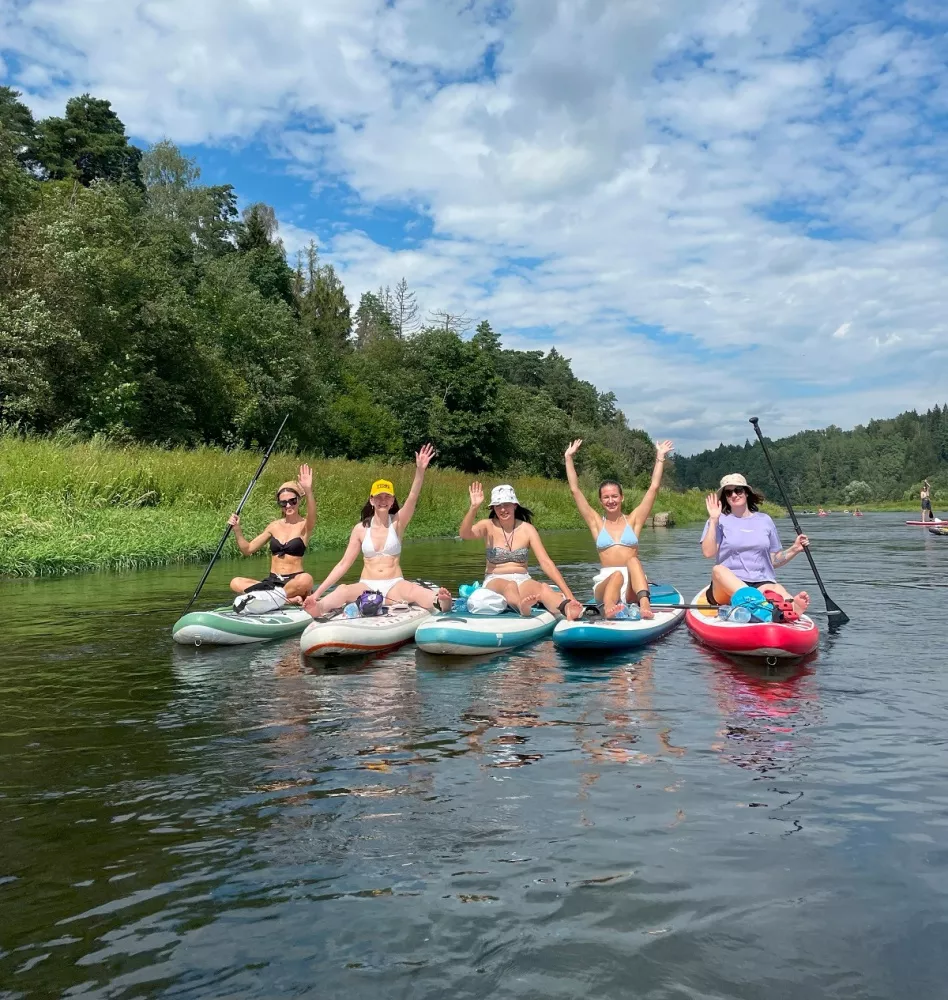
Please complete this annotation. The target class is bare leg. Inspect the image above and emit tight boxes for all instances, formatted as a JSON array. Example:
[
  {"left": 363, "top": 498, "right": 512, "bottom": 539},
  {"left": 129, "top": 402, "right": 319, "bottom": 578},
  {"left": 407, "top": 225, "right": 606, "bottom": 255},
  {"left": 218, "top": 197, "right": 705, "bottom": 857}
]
[
  {"left": 283, "top": 573, "right": 313, "bottom": 605},
  {"left": 624, "top": 556, "right": 653, "bottom": 619},
  {"left": 230, "top": 576, "right": 261, "bottom": 594},
  {"left": 593, "top": 570, "right": 626, "bottom": 619},
  {"left": 709, "top": 564, "right": 747, "bottom": 604},
  {"left": 530, "top": 582, "right": 582, "bottom": 620},
  {"left": 303, "top": 582, "right": 369, "bottom": 618},
  {"left": 485, "top": 577, "right": 524, "bottom": 612},
  {"left": 387, "top": 580, "right": 453, "bottom": 612}
]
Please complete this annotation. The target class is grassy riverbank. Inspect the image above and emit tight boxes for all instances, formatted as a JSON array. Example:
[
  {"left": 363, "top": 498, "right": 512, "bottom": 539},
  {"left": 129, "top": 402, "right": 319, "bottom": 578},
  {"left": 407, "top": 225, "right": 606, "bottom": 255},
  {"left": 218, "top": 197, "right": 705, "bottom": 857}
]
[{"left": 0, "top": 435, "right": 715, "bottom": 577}]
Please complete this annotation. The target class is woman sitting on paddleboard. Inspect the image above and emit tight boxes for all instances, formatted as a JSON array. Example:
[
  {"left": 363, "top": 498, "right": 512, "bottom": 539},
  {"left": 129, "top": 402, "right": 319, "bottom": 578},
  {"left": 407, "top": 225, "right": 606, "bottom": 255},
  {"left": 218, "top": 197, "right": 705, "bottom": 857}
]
[
  {"left": 564, "top": 437, "right": 674, "bottom": 619},
  {"left": 228, "top": 465, "right": 316, "bottom": 610},
  {"left": 701, "top": 474, "right": 810, "bottom": 616},
  {"left": 459, "top": 482, "right": 583, "bottom": 620},
  {"left": 303, "top": 444, "right": 452, "bottom": 617}
]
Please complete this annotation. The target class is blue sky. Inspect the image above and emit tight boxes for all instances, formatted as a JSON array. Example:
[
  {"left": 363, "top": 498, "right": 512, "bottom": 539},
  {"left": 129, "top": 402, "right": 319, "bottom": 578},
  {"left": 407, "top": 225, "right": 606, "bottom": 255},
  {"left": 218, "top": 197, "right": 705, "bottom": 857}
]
[{"left": 3, "top": 0, "right": 947, "bottom": 453}]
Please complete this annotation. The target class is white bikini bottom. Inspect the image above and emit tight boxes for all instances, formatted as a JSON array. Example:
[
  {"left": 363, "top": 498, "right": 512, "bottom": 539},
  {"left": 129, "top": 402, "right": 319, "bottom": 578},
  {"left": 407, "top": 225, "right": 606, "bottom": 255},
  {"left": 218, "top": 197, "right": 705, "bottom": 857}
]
[
  {"left": 593, "top": 566, "right": 630, "bottom": 593},
  {"left": 360, "top": 576, "right": 405, "bottom": 599},
  {"left": 484, "top": 572, "right": 532, "bottom": 587}
]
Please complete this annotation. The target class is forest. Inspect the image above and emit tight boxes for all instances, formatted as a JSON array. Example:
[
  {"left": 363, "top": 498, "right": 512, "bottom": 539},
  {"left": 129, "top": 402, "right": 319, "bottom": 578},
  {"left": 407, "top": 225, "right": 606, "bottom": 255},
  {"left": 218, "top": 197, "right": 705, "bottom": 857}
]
[
  {"left": 675, "top": 407, "right": 948, "bottom": 505},
  {"left": 0, "top": 88, "right": 659, "bottom": 486}
]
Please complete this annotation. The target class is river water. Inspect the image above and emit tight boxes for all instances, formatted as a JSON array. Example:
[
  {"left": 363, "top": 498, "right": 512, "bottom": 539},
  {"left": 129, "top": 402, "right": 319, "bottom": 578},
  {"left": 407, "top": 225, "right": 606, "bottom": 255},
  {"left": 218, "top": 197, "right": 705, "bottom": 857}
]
[{"left": 1, "top": 513, "right": 946, "bottom": 999}]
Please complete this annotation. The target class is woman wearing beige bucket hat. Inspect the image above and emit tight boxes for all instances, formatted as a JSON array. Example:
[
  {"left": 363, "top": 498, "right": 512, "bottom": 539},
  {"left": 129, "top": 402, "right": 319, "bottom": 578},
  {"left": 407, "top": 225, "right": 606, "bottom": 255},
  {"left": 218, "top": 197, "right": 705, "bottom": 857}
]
[
  {"left": 303, "top": 444, "right": 453, "bottom": 617},
  {"left": 700, "top": 473, "right": 810, "bottom": 615},
  {"left": 459, "top": 482, "right": 583, "bottom": 619},
  {"left": 227, "top": 464, "right": 316, "bottom": 611}
]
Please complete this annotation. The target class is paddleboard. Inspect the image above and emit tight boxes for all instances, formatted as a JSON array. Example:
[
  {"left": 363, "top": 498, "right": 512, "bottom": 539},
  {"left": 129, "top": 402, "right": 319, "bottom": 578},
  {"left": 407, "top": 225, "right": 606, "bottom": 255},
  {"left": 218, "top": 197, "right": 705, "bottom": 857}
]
[
  {"left": 929, "top": 526, "right": 948, "bottom": 537},
  {"left": 415, "top": 607, "right": 556, "bottom": 655},
  {"left": 685, "top": 589, "right": 818, "bottom": 662},
  {"left": 172, "top": 605, "right": 312, "bottom": 646},
  {"left": 552, "top": 583, "right": 685, "bottom": 651},
  {"left": 906, "top": 518, "right": 945, "bottom": 525},
  {"left": 300, "top": 604, "right": 431, "bottom": 657}
]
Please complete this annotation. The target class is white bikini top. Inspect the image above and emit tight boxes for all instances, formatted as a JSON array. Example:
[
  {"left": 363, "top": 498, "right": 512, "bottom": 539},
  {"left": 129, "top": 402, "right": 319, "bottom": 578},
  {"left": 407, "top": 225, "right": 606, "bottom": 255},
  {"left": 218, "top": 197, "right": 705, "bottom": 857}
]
[{"left": 361, "top": 518, "right": 402, "bottom": 559}]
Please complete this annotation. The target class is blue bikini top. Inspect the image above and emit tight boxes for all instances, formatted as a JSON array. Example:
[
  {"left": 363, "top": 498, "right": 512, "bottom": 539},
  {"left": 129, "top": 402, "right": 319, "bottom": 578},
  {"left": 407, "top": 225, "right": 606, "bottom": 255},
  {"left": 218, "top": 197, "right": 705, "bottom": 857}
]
[{"left": 596, "top": 521, "right": 638, "bottom": 550}]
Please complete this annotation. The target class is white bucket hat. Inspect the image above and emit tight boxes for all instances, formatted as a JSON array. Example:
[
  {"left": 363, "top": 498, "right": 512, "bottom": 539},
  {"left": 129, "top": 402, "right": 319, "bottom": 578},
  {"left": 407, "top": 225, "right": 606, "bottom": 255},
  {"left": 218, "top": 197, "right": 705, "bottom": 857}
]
[
  {"left": 490, "top": 484, "right": 519, "bottom": 507},
  {"left": 718, "top": 473, "right": 749, "bottom": 491}
]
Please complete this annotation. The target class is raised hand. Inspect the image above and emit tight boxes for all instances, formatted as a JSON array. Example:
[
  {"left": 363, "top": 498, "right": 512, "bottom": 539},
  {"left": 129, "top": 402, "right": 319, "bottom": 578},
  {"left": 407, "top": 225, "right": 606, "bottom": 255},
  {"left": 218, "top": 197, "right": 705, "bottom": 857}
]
[
  {"left": 416, "top": 443, "right": 436, "bottom": 469},
  {"left": 565, "top": 439, "right": 583, "bottom": 460},
  {"left": 469, "top": 481, "right": 484, "bottom": 508},
  {"left": 656, "top": 439, "right": 674, "bottom": 461},
  {"left": 298, "top": 464, "right": 313, "bottom": 492},
  {"left": 228, "top": 513, "right": 241, "bottom": 530},
  {"left": 705, "top": 492, "right": 722, "bottom": 519}
]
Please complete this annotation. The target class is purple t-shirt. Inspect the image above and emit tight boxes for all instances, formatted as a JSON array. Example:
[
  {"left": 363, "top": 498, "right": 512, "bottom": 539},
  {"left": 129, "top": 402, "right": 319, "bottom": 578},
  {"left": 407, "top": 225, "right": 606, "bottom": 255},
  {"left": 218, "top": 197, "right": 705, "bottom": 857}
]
[{"left": 700, "top": 512, "right": 781, "bottom": 583}]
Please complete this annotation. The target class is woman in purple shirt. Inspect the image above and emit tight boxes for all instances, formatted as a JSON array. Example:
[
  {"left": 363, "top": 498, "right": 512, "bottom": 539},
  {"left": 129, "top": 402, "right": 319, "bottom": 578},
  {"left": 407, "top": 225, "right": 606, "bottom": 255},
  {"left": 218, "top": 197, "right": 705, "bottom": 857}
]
[{"left": 701, "top": 473, "right": 810, "bottom": 616}]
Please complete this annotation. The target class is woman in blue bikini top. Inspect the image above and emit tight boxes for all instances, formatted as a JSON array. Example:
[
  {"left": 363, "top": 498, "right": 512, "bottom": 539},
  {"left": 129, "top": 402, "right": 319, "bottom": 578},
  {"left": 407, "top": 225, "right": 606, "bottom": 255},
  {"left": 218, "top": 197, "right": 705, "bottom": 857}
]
[{"left": 564, "top": 437, "right": 674, "bottom": 620}]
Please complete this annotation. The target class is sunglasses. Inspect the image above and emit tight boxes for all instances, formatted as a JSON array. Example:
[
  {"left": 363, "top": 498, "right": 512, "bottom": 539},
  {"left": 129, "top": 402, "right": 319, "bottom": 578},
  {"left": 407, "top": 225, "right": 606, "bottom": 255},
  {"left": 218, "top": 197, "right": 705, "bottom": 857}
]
[
  {"left": 723, "top": 486, "right": 746, "bottom": 497},
  {"left": 277, "top": 497, "right": 299, "bottom": 508}
]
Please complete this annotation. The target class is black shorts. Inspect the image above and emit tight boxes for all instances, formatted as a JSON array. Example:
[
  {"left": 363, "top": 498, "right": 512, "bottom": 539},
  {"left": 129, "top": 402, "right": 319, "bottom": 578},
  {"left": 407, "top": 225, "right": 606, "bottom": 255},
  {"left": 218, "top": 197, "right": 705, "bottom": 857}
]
[
  {"left": 705, "top": 580, "right": 776, "bottom": 605},
  {"left": 922, "top": 498, "right": 933, "bottom": 511},
  {"left": 245, "top": 571, "right": 305, "bottom": 593}
]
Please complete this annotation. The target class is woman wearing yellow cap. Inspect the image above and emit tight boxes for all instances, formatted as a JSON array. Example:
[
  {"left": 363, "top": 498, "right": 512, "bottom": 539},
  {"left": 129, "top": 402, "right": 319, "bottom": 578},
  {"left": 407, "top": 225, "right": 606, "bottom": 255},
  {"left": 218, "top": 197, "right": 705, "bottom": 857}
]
[
  {"left": 227, "top": 464, "right": 316, "bottom": 610},
  {"left": 304, "top": 444, "right": 453, "bottom": 616}
]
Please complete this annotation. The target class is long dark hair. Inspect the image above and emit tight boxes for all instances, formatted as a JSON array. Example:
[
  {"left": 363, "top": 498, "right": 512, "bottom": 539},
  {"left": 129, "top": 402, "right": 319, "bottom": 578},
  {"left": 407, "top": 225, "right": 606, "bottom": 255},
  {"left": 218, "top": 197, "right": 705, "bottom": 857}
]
[
  {"left": 361, "top": 496, "right": 401, "bottom": 527},
  {"left": 489, "top": 504, "right": 533, "bottom": 524},
  {"left": 720, "top": 485, "right": 763, "bottom": 515}
]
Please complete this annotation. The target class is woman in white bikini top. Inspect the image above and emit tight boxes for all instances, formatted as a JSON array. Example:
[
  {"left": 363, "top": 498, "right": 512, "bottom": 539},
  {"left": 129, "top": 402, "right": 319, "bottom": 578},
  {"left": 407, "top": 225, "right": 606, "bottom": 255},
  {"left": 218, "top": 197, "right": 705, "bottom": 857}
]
[{"left": 304, "top": 444, "right": 452, "bottom": 617}]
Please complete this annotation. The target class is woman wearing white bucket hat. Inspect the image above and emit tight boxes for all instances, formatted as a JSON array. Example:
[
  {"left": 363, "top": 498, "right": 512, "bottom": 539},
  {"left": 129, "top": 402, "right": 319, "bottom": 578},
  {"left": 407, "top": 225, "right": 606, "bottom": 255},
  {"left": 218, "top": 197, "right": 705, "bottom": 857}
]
[
  {"left": 701, "top": 473, "right": 810, "bottom": 615},
  {"left": 564, "top": 437, "right": 674, "bottom": 618},
  {"left": 459, "top": 482, "right": 583, "bottom": 619}
]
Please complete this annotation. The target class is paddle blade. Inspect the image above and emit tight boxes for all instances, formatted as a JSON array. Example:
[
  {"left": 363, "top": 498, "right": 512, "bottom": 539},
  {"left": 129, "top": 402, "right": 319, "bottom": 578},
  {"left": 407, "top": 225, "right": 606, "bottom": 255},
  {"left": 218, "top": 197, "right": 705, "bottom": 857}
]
[{"left": 823, "top": 596, "right": 849, "bottom": 628}]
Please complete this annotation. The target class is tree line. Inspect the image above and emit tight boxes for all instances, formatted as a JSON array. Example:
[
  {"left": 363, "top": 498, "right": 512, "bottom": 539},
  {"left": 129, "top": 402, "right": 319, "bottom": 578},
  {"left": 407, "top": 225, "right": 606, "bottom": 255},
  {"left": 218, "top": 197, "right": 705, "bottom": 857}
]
[
  {"left": 0, "top": 89, "right": 659, "bottom": 484},
  {"left": 675, "top": 406, "right": 948, "bottom": 505}
]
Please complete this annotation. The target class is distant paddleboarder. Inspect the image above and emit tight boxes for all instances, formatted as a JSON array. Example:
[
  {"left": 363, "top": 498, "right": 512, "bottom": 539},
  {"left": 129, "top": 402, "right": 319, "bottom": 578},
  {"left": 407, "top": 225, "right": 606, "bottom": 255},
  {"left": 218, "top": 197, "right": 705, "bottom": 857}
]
[{"left": 921, "top": 480, "right": 934, "bottom": 522}]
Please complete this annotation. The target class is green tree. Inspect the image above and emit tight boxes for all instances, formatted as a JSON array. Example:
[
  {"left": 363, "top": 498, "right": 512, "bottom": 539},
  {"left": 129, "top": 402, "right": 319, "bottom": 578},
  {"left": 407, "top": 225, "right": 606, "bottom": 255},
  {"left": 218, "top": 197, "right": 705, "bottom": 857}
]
[
  {"left": 843, "top": 480, "right": 872, "bottom": 505},
  {"left": 354, "top": 291, "right": 396, "bottom": 349},
  {"left": 472, "top": 319, "right": 501, "bottom": 353},
  {"left": 235, "top": 203, "right": 294, "bottom": 305},
  {"left": 32, "top": 94, "right": 143, "bottom": 188}
]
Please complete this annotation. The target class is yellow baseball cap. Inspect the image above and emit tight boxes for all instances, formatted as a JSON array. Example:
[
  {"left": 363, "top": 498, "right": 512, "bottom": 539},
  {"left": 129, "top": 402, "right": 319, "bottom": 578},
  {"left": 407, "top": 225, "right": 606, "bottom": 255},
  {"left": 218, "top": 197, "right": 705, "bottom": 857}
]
[{"left": 370, "top": 479, "right": 395, "bottom": 496}]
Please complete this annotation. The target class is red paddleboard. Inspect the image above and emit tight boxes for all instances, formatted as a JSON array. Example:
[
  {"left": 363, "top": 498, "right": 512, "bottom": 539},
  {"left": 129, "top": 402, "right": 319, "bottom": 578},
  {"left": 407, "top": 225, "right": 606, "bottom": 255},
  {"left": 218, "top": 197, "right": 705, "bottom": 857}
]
[{"left": 685, "top": 590, "right": 819, "bottom": 662}]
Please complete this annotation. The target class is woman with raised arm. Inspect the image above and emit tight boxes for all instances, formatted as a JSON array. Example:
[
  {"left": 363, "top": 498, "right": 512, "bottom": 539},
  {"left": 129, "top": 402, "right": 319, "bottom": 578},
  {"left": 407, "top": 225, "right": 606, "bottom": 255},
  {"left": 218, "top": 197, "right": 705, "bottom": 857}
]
[
  {"left": 228, "top": 464, "right": 316, "bottom": 609},
  {"left": 302, "top": 444, "right": 452, "bottom": 617},
  {"left": 564, "top": 438, "right": 674, "bottom": 619},
  {"left": 459, "top": 482, "right": 583, "bottom": 620},
  {"left": 701, "top": 473, "right": 810, "bottom": 615}
]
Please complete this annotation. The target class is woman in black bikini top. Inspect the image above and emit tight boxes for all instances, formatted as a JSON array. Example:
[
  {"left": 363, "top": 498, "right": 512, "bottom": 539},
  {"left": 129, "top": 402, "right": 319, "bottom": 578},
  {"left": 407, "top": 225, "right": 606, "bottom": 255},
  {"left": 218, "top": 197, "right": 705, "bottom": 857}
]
[{"left": 227, "top": 464, "right": 316, "bottom": 607}]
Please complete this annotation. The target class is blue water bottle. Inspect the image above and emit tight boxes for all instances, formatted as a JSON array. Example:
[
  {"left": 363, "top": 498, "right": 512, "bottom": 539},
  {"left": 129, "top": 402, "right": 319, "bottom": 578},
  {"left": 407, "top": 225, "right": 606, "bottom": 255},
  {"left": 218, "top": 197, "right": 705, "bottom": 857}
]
[{"left": 343, "top": 602, "right": 360, "bottom": 618}]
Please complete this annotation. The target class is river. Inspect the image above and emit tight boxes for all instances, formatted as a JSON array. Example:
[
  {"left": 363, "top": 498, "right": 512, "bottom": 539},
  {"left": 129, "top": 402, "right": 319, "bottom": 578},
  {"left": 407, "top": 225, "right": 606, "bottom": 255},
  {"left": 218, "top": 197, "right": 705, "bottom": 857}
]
[{"left": 1, "top": 514, "right": 946, "bottom": 999}]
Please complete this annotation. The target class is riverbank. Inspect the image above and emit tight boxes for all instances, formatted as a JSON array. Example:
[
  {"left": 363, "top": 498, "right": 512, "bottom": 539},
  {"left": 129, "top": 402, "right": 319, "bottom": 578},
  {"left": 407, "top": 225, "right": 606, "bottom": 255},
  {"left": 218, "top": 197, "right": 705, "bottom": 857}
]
[{"left": 0, "top": 435, "right": 716, "bottom": 576}]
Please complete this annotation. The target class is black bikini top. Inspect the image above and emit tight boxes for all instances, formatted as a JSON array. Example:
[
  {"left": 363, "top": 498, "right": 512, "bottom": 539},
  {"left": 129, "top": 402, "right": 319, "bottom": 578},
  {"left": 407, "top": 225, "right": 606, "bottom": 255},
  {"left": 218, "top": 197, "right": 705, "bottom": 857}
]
[{"left": 269, "top": 534, "right": 307, "bottom": 557}]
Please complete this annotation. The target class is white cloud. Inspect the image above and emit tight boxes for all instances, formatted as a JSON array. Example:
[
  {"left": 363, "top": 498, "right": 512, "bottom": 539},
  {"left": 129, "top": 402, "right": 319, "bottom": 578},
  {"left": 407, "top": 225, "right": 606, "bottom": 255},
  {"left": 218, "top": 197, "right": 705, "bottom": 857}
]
[{"left": 4, "top": 0, "right": 948, "bottom": 451}]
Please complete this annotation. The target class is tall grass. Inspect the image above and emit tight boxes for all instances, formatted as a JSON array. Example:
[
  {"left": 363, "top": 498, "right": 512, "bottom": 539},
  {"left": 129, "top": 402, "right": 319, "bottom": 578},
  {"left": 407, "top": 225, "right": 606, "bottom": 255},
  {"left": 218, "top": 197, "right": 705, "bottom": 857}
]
[{"left": 0, "top": 433, "right": 714, "bottom": 576}]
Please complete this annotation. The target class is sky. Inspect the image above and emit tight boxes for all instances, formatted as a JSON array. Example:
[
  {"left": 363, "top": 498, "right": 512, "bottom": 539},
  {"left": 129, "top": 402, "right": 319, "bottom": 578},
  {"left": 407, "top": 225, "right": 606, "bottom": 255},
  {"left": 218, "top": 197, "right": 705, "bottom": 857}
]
[{"left": 3, "top": 0, "right": 948, "bottom": 453}]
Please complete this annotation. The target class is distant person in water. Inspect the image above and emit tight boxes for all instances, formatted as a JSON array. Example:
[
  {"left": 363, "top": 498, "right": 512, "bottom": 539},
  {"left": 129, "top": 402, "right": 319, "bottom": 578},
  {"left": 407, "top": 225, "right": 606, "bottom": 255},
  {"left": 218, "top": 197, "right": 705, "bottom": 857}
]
[
  {"left": 921, "top": 480, "right": 933, "bottom": 522},
  {"left": 228, "top": 465, "right": 315, "bottom": 611},
  {"left": 563, "top": 437, "right": 674, "bottom": 618},
  {"left": 701, "top": 473, "right": 810, "bottom": 616},
  {"left": 303, "top": 444, "right": 452, "bottom": 617}
]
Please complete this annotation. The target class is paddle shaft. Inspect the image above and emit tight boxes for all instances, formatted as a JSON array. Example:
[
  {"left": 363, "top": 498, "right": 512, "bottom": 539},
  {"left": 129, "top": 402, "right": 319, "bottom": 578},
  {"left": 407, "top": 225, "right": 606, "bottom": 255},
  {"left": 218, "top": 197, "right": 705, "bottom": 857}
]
[
  {"left": 181, "top": 413, "right": 290, "bottom": 616},
  {"left": 749, "top": 417, "right": 849, "bottom": 625}
]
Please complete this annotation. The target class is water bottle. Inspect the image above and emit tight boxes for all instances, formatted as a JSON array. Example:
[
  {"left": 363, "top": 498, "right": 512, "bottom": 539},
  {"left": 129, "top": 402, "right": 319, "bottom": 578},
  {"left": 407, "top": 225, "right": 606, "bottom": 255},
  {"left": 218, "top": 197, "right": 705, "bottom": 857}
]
[
  {"left": 452, "top": 597, "right": 467, "bottom": 612},
  {"left": 613, "top": 604, "right": 641, "bottom": 621},
  {"left": 726, "top": 604, "right": 752, "bottom": 623},
  {"left": 343, "top": 602, "right": 360, "bottom": 618}
]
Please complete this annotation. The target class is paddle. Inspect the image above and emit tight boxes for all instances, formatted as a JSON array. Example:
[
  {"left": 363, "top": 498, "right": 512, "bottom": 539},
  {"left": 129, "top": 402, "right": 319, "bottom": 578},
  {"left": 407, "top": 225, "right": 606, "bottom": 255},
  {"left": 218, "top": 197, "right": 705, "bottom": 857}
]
[
  {"left": 749, "top": 417, "right": 850, "bottom": 627},
  {"left": 181, "top": 413, "right": 290, "bottom": 616}
]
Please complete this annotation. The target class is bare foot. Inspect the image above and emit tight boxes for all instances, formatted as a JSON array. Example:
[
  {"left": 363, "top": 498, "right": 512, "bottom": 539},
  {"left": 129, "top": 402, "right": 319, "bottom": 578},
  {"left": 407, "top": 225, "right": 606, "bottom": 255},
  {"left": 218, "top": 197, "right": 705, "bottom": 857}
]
[
  {"left": 436, "top": 587, "right": 453, "bottom": 612},
  {"left": 564, "top": 600, "right": 583, "bottom": 621},
  {"left": 287, "top": 595, "right": 303, "bottom": 606},
  {"left": 605, "top": 602, "right": 626, "bottom": 620},
  {"left": 792, "top": 591, "right": 810, "bottom": 615},
  {"left": 302, "top": 594, "right": 323, "bottom": 618},
  {"left": 518, "top": 595, "right": 537, "bottom": 616},
  {"left": 639, "top": 598, "right": 655, "bottom": 620}
]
